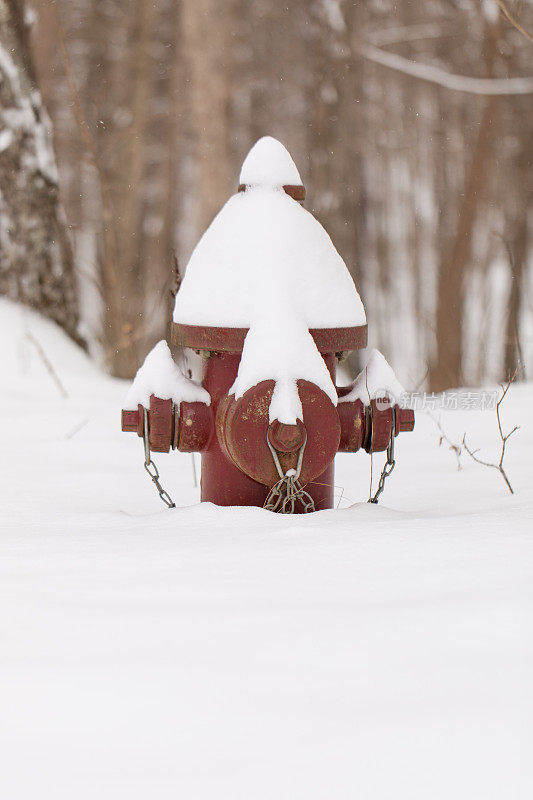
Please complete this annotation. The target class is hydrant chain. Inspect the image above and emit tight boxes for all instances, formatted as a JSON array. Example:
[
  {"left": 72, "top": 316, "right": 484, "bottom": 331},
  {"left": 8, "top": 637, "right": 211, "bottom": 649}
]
[
  {"left": 369, "top": 407, "right": 396, "bottom": 504},
  {"left": 142, "top": 407, "right": 176, "bottom": 509},
  {"left": 265, "top": 432, "right": 315, "bottom": 514}
]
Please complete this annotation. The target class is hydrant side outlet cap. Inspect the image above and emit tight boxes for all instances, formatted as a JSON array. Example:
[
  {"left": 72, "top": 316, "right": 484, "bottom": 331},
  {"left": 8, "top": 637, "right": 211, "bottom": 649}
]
[{"left": 239, "top": 136, "right": 303, "bottom": 189}]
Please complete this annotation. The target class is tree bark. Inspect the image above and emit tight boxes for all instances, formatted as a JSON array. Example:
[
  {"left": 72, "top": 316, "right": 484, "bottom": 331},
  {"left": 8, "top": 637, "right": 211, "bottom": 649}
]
[
  {"left": 503, "top": 141, "right": 528, "bottom": 380},
  {"left": 96, "top": 0, "right": 158, "bottom": 378},
  {"left": 429, "top": 96, "right": 496, "bottom": 391},
  {"left": 181, "top": 0, "right": 234, "bottom": 236},
  {"left": 0, "top": 0, "right": 81, "bottom": 345},
  {"left": 429, "top": 18, "right": 499, "bottom": 392}
]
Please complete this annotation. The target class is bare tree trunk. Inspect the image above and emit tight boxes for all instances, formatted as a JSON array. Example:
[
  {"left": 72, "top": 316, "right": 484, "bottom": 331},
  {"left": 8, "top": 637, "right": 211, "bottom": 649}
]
[
  {"left": 96, "top": 0, "right": 158, "bottom": 378},
  {"left": 503, "top": 142, "right": 527, "bottom": 379},
  {"left": 0, "top": 0, "right": 81, "bottom": 345},
  {"left": 141, "top": 0, "right": 183, "bottom": 344},
  {"left": 429, "top": 18, "right": 499, "bottom": 392},
  {"left": 307, "top": 0, "right": 366, "bottom": 378},
  {"left": 181, "top": 0, "right": 234, "bottom": 236},
  {"left": 429, "top": 96, "right": 496, "bottom": 391}
]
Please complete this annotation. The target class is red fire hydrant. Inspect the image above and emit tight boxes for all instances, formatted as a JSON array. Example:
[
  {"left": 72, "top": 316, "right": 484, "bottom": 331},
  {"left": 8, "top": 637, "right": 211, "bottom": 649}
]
[{"left": 122, "top": 137, "right": 414, "bottom": 512}]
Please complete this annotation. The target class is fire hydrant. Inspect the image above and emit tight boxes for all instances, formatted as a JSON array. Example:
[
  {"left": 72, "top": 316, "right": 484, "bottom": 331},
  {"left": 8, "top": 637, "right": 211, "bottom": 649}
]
[{"left": 122, "top": 137, "right": 414, "bottom": 512}]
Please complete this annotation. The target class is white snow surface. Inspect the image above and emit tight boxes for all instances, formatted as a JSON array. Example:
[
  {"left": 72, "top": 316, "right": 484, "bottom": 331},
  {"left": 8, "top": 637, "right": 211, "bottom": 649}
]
[
  {"left": 239, "top": 135, "right": 303, "bottom": 187},
  {"left": 340, "top": 348, "right": 405, "bottom": 405},
  {"left": 2, "top": 297, "right": 532, "bottom": 799},
  {"left": 123, "top": 340, "right": 210, "bottom": 410}
]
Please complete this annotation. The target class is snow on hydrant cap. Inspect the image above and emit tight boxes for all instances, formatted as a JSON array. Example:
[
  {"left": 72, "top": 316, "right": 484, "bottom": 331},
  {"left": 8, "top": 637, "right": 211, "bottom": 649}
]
[
  {"left": 173, "top": 137, "right": 366, "bottom": 331},
  {"left": 239, "top": 136, "right": 303, "bottom": 190}
]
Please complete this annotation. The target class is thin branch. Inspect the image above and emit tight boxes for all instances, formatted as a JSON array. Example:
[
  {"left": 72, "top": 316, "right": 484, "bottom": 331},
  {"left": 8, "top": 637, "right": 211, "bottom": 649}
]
[
  {"left": 356, "top": 42, "right": 533, "bottom": 95},
  {"left": 462, "top": 370, "right": 520, "bottom": 494},
  {"left": 27, "top": 332, "right": 68, "bottom": 399},
  {"left": 365, "top": 367, "right": 373, "bottom": 501},
  {"left": 367, "top": 23, "right": 454, "bottom": 47},
  {"left": 497, "top": 0, "right": 533, "bottom": 43},
  {"left": 426, "top": 411, "right": 463, "bottom": 471},
  {"left": 336, "top": 484, "right": 345, "bottom": 510},
  {"left": 169, "top": 251, "right": 182, "bottom": 300},
  {"left": 65, "top": 418, "right": 89, "bottom": 440}
]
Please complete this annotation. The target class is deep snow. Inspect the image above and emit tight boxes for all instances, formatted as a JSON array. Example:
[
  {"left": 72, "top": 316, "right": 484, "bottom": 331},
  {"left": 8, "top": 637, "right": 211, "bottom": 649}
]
[{"left": 1, "top": 298, "right": 532, "bottom": 799}]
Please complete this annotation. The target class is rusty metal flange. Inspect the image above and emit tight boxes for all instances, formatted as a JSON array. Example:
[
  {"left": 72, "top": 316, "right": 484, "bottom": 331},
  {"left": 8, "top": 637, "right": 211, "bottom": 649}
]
[{"left": 172, "top": 323, "right": 367, "bottom": 355}]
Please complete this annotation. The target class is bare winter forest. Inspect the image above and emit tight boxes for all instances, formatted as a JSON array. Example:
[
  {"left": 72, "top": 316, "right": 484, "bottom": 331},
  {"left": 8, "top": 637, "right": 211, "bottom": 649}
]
[{"left": 1, "top": 0, "right": 532, "bottom": 390}]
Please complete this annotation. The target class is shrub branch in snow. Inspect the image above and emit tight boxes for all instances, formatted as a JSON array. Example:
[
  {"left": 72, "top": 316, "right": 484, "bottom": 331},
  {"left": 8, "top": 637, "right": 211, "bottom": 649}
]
[
  {"left": 427, "top": 412, "right": 463, "bottom": 471},
  {"left": 462, "top": 369, "right": 520, "bottom": 495}
]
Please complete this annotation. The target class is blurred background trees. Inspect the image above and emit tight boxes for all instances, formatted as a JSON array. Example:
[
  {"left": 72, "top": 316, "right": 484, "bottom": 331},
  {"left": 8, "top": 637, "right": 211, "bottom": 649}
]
[
  {"left": 2, "top": 0, "right": 532, "bottom": 388},
  {"left": 0, "top": 0, "right": 81, "bottom": 345}
]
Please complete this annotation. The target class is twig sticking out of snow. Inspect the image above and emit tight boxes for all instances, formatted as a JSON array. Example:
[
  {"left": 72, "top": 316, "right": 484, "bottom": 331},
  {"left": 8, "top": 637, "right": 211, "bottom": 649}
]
[
  {"left": 27, "top": 332, "right": 68, "bottom": 399},
  {"left": 427, "top": 412, "right": 463, "bottom": 471},
  {"left": 64, "top": 418, "right": 89, "bottom": 441},
  {"left": 462, "top": 369, "right": 520, "bottom": 495}
]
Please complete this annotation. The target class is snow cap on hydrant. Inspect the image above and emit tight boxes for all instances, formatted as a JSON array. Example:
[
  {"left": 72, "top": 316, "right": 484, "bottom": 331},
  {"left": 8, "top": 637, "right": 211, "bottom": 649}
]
[
  {"left": 238, "top": 136, "right": 303, "bottom": 194},
  {"left": 123, "top": 136, "right": 414, "bottom": 512},
  {"left": 173, "top": 137, "right": 366, "bottom": 424}
]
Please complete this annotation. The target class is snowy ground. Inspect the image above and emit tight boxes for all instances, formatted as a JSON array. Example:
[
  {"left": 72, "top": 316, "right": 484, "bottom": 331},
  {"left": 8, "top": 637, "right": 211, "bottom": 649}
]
[{"left": 1, "top": 298, "right": 532, "bottom": 799}]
